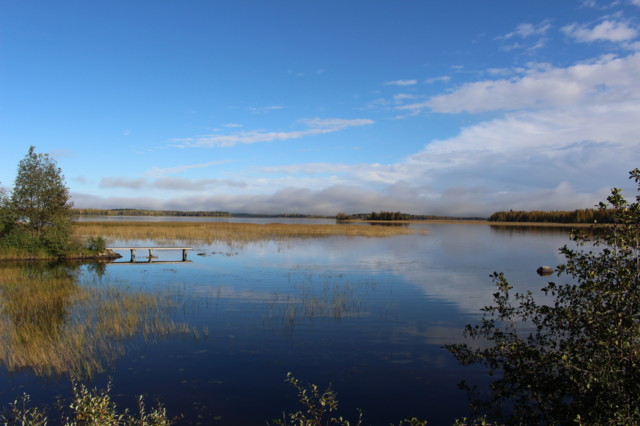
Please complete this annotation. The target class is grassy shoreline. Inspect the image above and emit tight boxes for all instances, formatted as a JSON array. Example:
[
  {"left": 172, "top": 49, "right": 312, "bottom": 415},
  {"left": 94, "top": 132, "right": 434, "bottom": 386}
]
[
  {"left": 1, "top": 220, "right": 587, "bottom": 260},
  {"left": 73, "top": 220, "right": 425, "bottom": 243}
]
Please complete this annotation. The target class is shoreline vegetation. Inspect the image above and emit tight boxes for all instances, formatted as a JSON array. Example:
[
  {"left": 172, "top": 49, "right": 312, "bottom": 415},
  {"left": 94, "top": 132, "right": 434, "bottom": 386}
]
[{"left": 73, "top": 220, "right": 424, "bottom": 244}]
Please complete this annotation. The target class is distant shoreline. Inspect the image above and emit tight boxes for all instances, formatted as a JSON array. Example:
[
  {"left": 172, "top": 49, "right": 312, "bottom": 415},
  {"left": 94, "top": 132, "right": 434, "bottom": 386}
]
[{"left": 343, "top": 219, "right": 592, "bottom": 227}]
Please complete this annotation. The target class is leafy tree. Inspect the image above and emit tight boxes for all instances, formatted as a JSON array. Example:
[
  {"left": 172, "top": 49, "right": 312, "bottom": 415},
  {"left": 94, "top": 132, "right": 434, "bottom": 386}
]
[
  {"left": 2, "top": 146, "right": 74, "bottom": 255},
  {"left": 446, "top": 168, "right": 640, "bottom": 425}
]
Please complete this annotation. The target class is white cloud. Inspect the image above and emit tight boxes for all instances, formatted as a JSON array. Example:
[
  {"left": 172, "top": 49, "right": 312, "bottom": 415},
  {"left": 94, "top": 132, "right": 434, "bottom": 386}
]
[
  {"left": 100, "top": 177, "right": 148, "bottom": 190},
  {"left": 399, "top": 53, "right": 640, "bottom": 114},
  {"left": 99, "top": 177, "right": 247, "bottom": 191},
  {"left": 248, "top": 105, "right": 284, "bottom": 114},
  {"left": 384, "top": 79, "right": 417, "bottom": 86},
  {"left": 172, "top": 118, "right": 374, "bottom": 148},
  {"left": 562, "top": 19, "right": 638, "bottom": 42},
  {"left": 581, "top": 0, "right": 623, "bottom": 9},
  {"left": 79, "top": 50, "right": 640, "bottom": 217},
  {"left": 393, "top": 93, "right": 419, "bottom": 103},
  {"left": 145, "top": 160, "right": 230, "bottom": 177},
  {"left": 502, "top": 21, "right": 552, "bottom": 39},
  {"left": 497, "top": 20, "right": 552, "bottom": 51},
  {"left": 424, "top": 76, "right": 451, "bottom": 84}
]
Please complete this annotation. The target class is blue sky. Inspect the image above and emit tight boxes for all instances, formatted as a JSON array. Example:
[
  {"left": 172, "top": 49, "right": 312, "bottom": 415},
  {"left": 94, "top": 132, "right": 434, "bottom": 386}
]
[{"left": 1, "top": 0, "right": 639, "bottom": 216}]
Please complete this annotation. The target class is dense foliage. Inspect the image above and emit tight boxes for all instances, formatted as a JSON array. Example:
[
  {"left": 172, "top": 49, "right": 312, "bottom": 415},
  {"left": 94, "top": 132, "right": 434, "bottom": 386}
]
[
  {"left": 1, "top": 381, "right": 171, "bottom": 425},
  {"left": 489, "top": 208, "right": 613, "bottom": 223},
  {"left": 336, "top": 211, "right": 484, "bottom": 221},
  {"left": 446, "top": 168, "right": 640, "bottom": 425},
  {"left": 0, "top": 146, "right": 75, "bottom": 257}
]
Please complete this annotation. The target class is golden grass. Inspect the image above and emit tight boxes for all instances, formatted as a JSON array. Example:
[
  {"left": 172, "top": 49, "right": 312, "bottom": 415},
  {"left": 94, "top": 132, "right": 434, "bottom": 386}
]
[
  {"left": 0, "top": 265, "right": 193, "bottom": 378},
  {"left": 74, "top": 221, "right": 422, "bottom": 244}
]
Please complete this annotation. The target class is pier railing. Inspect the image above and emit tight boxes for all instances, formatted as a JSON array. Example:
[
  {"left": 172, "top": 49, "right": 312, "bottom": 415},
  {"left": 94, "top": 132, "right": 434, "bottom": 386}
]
[{"left": 107, "top": 247, "right": 192, "bottom": 263}]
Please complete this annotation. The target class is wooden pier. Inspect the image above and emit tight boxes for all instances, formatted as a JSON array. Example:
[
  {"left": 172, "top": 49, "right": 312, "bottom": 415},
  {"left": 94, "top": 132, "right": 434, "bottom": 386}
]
[{"left": 107, "top": 247, "right": 192, "bottom": 263}]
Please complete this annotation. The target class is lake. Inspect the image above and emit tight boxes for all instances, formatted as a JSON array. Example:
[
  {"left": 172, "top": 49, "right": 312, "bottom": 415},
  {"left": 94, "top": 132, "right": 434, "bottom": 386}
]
[{"left": 0, "top": 221, "right": 574, "bottom": 425}]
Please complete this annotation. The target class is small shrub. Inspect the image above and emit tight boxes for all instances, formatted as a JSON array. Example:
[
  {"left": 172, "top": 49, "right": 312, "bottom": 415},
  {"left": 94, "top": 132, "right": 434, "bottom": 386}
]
[
  {"left": 85, "top": 236, "right": 107, "bottom": 253},
  {"left": 0, "top": 393, "right": 48, "bottom": 426},
  {"left": 274, "top": 372, "right": 363, "bottom": 426},
  {"left": 1, "top": 381, "right": 172, "bottom": 426}
]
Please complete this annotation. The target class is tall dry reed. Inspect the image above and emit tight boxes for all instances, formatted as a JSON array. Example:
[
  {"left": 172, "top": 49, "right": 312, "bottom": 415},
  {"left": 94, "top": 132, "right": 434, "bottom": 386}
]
[
  {"left": 74, "top": 221, "right": 423, "bottom": 245},
  {"left": 0, "top": 265, "right": 192, "bottom": 378}
]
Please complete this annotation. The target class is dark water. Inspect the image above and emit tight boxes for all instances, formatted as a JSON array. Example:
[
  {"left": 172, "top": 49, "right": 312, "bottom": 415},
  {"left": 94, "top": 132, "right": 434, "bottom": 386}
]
[{"left": 0, "top": 223, "right": 574, "bottom": 425}]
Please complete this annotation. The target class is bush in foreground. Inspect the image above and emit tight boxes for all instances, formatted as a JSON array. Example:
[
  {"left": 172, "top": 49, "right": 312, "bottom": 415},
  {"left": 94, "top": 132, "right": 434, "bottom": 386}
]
[
  {"left": 1, "top": 381, "right": 171, "bottom": 426},
  {"left": 446, "top": 169, "right": 640, "bottom": 425}
]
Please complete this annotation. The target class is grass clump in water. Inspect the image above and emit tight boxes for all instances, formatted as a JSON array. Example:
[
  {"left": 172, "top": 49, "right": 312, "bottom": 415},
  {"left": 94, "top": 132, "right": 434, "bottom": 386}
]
[{"left": 0, "top": 264, "right": 192, "bottom": 379}]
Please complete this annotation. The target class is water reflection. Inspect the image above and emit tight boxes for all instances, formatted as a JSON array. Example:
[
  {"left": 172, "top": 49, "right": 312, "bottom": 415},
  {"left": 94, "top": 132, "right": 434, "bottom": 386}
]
[
  {"left": 0, "top": 262, "right": 193, "bottom": 378},
  {"left": 0, "top": 224, "right": 580, "bottom": 424},
  {"left": 263, "top": 271, "right": 374, "bottom": 330},
  {"left": 489, "top": 224, "right": 575, "bottom": 236}
]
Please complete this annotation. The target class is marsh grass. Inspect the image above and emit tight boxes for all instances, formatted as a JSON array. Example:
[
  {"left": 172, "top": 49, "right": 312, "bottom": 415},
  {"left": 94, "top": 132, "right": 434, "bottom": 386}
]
[
  {"left": 265, "top": 272, "right": 371, "bottom": 330},
  {"left": 74, "top": 221, "right": 422, "bottom": 245},
  {"left": 0, "top": 265, "right": 193, "bottom": 378}
]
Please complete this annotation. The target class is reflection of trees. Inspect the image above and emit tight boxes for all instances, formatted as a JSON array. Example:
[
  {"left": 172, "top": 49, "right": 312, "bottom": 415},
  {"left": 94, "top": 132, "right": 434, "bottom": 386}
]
[
  {"left": 489, "top": 224, "right": 574, "bottom": 236},
  {"left": 0, "top": 263, "right": 191, "bottom": 378}
]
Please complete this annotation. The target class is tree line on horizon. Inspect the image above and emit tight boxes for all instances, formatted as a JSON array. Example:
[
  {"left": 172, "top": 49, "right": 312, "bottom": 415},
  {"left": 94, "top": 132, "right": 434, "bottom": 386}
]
[
  {"left": 489, "top": 208, "right": 614, "bottom": 223},
  {"left": 73, "top": 208, "right": 232, "bottom": 217},
  {"left": 336, "top": 211, "right": 486, "bottom": 221}
]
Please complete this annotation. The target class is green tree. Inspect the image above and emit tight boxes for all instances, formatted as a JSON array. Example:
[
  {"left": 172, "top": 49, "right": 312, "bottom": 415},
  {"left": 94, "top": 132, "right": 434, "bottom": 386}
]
[
  {"left": 2, "top": 146, "right": 74, "bottom": 255},
  {"left": 446, "top": 168, "right": 640, "bottom": 425}
]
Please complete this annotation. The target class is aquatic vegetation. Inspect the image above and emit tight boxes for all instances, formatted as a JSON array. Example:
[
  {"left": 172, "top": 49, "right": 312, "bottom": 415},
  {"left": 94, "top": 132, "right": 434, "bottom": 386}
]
[
  {"left": 264, "top": 273, "right": 370, "bottom": 331},
  {"left": 0, "top": 264, "right": 192, "bottom": 378},
  {"left": 74, "top": 221, "right": 422, "bottom": 245}
]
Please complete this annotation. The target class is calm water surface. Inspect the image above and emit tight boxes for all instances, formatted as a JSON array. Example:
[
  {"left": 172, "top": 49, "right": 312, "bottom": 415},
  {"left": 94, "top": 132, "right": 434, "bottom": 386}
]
[{"left": 0, "top": 223, "right": 573, "bottom": 425}]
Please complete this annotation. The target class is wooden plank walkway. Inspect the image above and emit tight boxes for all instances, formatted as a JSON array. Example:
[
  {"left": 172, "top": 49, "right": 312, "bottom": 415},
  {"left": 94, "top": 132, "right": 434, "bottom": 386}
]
[{"left": 107, "top": 247, "right": 192, "bottom": 262}]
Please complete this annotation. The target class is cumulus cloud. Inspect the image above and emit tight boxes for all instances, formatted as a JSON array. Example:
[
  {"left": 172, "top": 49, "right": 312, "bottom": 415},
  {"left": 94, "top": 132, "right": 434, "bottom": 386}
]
[
  {"left": 80, "top": 52, "right": 640, "bottom": 217},
  {"left": 398, "top": 53, "right": 640, "bottom": 114},
  {"left": 172, "top": 118, "right": 374, "bottom": 148},
  {"left": 562, "top": 19, "right": 638, "bottom": 42}
]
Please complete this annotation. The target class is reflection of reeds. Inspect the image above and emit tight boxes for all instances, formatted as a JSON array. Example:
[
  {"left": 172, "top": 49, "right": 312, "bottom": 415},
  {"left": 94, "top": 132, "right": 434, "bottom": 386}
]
[
  {"left": 265, "top": 273, "right": 371, "bottom": 330},
  {"left": 75, "top": 221, "right": 421, "bottom": 244},
  {"left": 0, "top": 265, "right": 192, "bottom": 379}
]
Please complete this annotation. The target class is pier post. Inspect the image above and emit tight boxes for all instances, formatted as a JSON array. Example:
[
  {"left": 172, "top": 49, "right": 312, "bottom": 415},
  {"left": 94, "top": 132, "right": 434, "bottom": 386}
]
[
  {"left": 130, "top": 249, "right": 136, "bottom": 262},
  {"left": 182, "top": 249, "right": 188, "bottom": 261}
]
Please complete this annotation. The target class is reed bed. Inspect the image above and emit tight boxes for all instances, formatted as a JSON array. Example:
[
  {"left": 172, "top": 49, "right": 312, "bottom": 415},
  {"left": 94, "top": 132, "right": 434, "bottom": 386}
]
[
  {"left": 0, "top": 265, "right": 193, "bottom": 378},
  {"left": 74, "top": 221, "right": 423, "bottom": 244}
]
